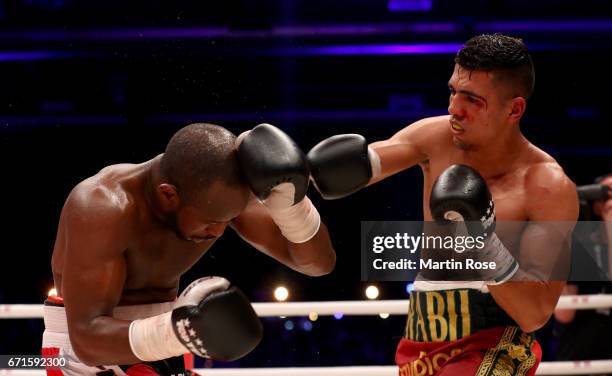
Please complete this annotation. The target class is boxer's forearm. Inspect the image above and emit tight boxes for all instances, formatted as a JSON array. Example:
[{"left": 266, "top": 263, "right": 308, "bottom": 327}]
[
  {"left": 69, "top": 316, "right": 140, "bottom": 366},
  {"left": 287, "top": 223, "right": 336, "bottom": 276},
  {"left": 488, "top": 281, "right": 564, "bottom": 332}
]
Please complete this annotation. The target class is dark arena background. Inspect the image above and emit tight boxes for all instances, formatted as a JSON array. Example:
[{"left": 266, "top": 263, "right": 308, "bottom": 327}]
[{"left": 1, "top": 0, "right": 611, "bottom": 373}]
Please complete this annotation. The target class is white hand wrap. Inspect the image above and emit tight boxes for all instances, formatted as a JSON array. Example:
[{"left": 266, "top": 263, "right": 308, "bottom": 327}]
[
  {"left": 128, "top": 277, "right": 230, "bottom": 361},
  {"left": 267, "top": 196, "right": 321, "bottom": 244},
  {"left": 129, "top": 312, "right": 186, "bottom": 361}
]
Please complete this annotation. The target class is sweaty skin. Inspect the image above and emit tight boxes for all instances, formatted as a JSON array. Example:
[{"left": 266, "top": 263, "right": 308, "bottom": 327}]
[
  {"left": 368, "top": 65, "right": 579, "bottom": 333},
  {"left": 51, "top": 155, "right": 336, "bottom": 366}
]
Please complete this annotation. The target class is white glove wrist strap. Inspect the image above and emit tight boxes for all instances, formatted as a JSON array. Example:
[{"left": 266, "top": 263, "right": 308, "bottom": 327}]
[
  {"left": 267, "top": 196, "right": 321, "bottom": 243},
  {"left": 484, "top": 233, "right": 519, "bottom": 285},
  {"left": 368, "top": 146, "right": 382, "bottom": 179},
  {"left": 129, "top": 311, "right": 188, "bottom": 361}
]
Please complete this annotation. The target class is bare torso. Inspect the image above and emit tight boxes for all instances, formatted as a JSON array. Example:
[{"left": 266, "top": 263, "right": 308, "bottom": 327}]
[
  {"left": 420, "top": 117, "right": 551, "bottom": 218},
  {"left": 371, "top": 114, "right": 578, "bottom": 331},
  {"left": 48, "top": 148, "right": 336, "bottom": 366},
  {"left": 380, "top": 115, "right": 565, "bottom": 253},
  {"left": 51, "top": 159, "right": 216, "bottom": 305}
]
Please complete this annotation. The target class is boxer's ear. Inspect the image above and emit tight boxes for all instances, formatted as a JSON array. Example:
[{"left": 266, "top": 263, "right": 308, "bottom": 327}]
[
  {"left": 158, "top": 183, "right": 180, "bottom": 210},
  {"left": 508, "top": 97, "right": 526, "bottom": 122}
]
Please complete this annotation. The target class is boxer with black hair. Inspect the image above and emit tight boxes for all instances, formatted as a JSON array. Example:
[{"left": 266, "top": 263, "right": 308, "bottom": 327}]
[{"left": 307, "top": 34, "right": 578, "bottom": 375}]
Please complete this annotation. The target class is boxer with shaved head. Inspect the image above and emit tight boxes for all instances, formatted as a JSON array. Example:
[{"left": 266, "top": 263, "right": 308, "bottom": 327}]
[{"left": 43, "top": 123, "right": 335, "bottom": 375}]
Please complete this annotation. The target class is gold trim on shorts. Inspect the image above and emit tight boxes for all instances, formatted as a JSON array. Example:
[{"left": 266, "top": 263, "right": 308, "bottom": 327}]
[{"left": 475, "top": 327, "right": 537, "bottom": 376}]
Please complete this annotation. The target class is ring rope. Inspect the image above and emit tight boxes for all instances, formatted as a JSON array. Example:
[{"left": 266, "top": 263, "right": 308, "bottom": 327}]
[
  {"left": 1, "top": 294, "right": 611, "bottom": 319},
  {"left": 2, "top": 361, "right": 612, "bottom": 375},
  {"left": 1, "top": 295, "right": 612, "bottom": 375}
]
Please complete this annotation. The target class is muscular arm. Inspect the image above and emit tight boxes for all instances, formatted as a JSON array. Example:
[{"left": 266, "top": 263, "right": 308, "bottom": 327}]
[
  {"left": 489, "top": 164, "right": 579, "bottom": 332},
  {"left": 231, "top": 197, "right": 336, "bottom": 276},
  {"left": 60, "top": 187, "right": 139, "bottom": 366},
  {"left": 368, "top": 116, "right": 441, "bottom": 184}
]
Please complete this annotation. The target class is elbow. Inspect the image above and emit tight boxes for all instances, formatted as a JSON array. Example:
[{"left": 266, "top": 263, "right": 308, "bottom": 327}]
[
  {"left": 309, "top": 263, "right": 335, "bottom": 277},
  {"left": 76, "top": 353, "right": 100, "bottom": 367},
  {"left": 71, "top": 339, "right": 99, "bottom": 366},
  {"left": 516, "top": 309, "right": 554, "bottom": 333},
  {"left": 299, "top": 253, "right": 337, "bottom": 277},
  {"left": 517, "top": 320, "right": 544, "bottom": 334},
  {"left": 69, "top": 326, "right": 102, "bottom": 366},
  {"left": 318, "top": 252, "right": 337, "bottom": 275},
  {"left": 518, "top": 293, "right": 559, "bottom": 332}
]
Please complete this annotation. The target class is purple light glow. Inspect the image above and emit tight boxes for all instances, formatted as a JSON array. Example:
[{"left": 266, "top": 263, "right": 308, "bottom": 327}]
[
  {"left": 1, "top": 20, "right": 610, "bottom": 43},
  {"left": 411, "top": 23, "right": 458, "bottom": 33},
  {"left": 388, "top": 0, "right": 433, "bottom": 12},
  {"left": 298, "top": 43, "right": 462, "bottom": 56},
  {"left": 0, "top": 51, "right": 77, "bottom": 61},
  {"left": 0, "top": 23, "right": 457, "bottom": 42}
]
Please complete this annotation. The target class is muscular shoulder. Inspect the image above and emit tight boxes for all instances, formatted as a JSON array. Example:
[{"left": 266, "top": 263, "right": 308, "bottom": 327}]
[
  {"left": 63, "top": 175, "right": 133, "bottom": 243},
  {"left": 395, "top": 115, "right": 450, "bottom": 140},
  {"left": 68, "top": 173, "right": 130, "bottom": 212},
  {"left": 392, "top": 115, "right": 451, "bottom": 154},
  {"left": 524, "top": 161, "right": 579, "bottom": 221}
]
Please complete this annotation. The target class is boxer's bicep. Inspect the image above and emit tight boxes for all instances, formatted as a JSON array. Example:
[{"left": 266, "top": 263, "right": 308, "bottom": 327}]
[
  {"left": 61, "top": 196, "right": 130, "bottom": 357},
  {"left": 63, "top": 244, "right": 126, "bottom": 328},
  {"left": 369, "top": 138, "right": 421, "bottom": 184},
  {"left": 368, "top": 117, "right": 438, "bottom": 184},
  {"left": 521, "top": 164, "right": 578, "bottom": 273},
  {"left": 515, "top": 166, "right": 579, "bottom": 302}
]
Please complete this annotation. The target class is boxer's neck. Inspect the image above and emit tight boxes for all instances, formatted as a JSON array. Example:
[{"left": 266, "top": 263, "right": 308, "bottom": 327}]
[
  {"left": 459, "top": 127, "right": 528, "bottom": 178},
  {"left": 143, "top": 155, "right": 169, "bottom": 224}
]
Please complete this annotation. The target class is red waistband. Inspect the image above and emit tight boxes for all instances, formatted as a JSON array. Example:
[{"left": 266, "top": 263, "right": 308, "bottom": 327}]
[{"left": 46, "top": 295, "right": 64, "bottom": 305}]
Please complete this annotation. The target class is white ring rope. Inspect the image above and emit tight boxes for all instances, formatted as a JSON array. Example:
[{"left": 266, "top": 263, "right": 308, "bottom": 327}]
[
  {"left": 194, "top": 361, "right": 612, "bottom": 375},
  {"left": 1, "top": 295, "right": 612, "bottom": 375},
  {"left": 1, "top": 294, "right": 611, "bottom": 319},
  {"left": 2, "top": 361, "right": 612, "bottom": 375}
]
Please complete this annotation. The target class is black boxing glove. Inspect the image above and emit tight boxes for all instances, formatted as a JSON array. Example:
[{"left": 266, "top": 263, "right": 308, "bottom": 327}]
[
  {"left": 430, "top": 164, "right": 496, "bottom": 237},
  {"left": 307, "top": 134, "right": 381, "bottom": 200},
  {"left": 237, "top": 123, "right": 309, "bottom": 204},
  {"left": 129, "top": 277, "right": 263, "bottom": 362},
  {"left": 236, "top": 124, "right": 320, "bottom": 243},
  {"left": 429, "top": 164, "right": 518, "bottom": 284}
]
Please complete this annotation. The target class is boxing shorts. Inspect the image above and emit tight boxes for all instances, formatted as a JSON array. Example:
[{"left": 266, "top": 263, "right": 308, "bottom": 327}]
[
  {"left": 396, "top": 289, "right": 542, "bottom": 376},
  {"left": 41, "top": 296, "right": 199, "bottom": 376}
]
